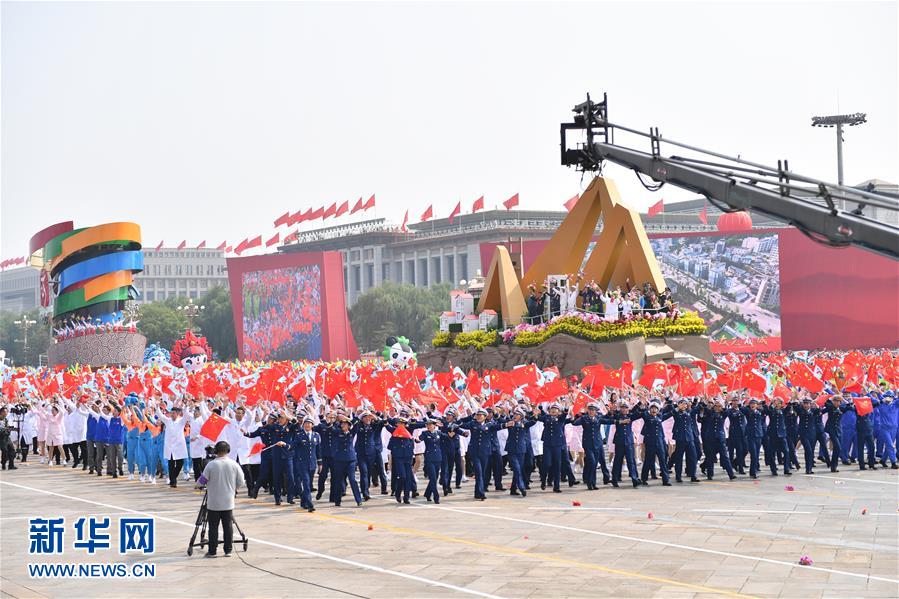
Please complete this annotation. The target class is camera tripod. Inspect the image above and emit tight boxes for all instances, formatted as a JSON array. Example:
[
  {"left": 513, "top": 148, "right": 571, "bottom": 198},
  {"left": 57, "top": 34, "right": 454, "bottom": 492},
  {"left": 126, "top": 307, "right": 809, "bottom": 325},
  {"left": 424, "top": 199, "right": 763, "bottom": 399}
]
[{"left": 187, "top": 491, "right": 248, "bottom": 556}]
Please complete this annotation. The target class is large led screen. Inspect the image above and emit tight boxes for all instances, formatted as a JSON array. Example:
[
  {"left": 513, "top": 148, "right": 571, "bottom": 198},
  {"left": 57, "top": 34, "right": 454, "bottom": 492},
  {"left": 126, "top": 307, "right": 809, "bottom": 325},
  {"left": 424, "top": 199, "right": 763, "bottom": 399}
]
[{"left": 650, "top": 232, "right": 781, "bottom": 352}]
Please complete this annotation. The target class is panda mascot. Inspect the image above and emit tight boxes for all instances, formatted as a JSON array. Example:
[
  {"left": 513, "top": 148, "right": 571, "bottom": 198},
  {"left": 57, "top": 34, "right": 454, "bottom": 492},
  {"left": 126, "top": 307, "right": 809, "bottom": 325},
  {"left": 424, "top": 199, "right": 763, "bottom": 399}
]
[{"left": 382, "top": 336, "right": 417, "bottom": 368}]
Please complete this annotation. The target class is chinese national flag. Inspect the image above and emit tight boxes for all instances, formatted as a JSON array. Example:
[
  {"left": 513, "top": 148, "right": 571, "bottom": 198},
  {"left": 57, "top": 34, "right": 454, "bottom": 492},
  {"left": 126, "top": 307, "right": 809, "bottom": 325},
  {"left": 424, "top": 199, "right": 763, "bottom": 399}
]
[
  {"left": 248, "top": 441, "right": 265, "bottom": 457},
  {"left": 420, "top": 205, "right": 433, "bottom": 222},
  {"left": 200, "top": 413, "right": 229, "bottom": 441},
  {"left": 335, "top": 200, "right": 349, "bottom": 217},
  {"left": 698, "top": 203, "right": 708, "bottom": 225},
  {"left": 853, "top": 396, "right": 874, "bottom": 417},
  {"left": 743, "top": 371, "right": 767, "bottom": 396},
  {"left": 787, "top": 362, "right": 824, "bottom": 393},
  {"left": 265, "top": 233, "right": 280, "bottom": 247},
  {"left": 648, "top": 198, "right": 664, "bottom": 217},
  {"left": 466, "top": 370, "right": 482, "bottom": 396},
  {"left": 245, "top": 235, "right": 263, "bottom": 250},
  {"left": 771, "top": 381, "right": 792, "bottom": 403},
  {"left": 391, "top": 424, "right": 413, "bottom": 440},
  {"left": 288, "top": 378, "right": 307, "bottom": 399},
  {"left": 350, "top": 197, "right": 364, "bottom": 214},
  {"left": 234, "top": 238, "right": 248, "bottom": 254},
  {"left": 123, "top": 376, "right": 145, "bottom": 397},
  {"left": 502, "top": 193, "right": 519, "bottom": 210},
  {"left": 309, "top": 206, "right": 324, "bottom": 220},
  {"left": 448, "top": 201, "right": 461, "bottom": 224},
  {"left": 564, "top": 194, "right": 579, "bottom": 211},
  {"left": 322, "top": 203, "right": 337, "bottom": 219},
  {"left": 540, "top": 378, "right": 569, "bottom": 401},
  {"left": 571, "top": 391, "right": 591, "bottom": 415},
  {"left": 363, "top": 194, "right": 375, "bottom": 210},
  {"left": 472, "top": 195, "right": 484, "bottom": 213},
  {"left": 511, "top": 364, "right": 539, "bottom": 387},
  {"left": 176, "top": 240, "right": 187, "bottom": 250},
  {"left": 273, "top": 211, "right": 290, "bottom": 227}
]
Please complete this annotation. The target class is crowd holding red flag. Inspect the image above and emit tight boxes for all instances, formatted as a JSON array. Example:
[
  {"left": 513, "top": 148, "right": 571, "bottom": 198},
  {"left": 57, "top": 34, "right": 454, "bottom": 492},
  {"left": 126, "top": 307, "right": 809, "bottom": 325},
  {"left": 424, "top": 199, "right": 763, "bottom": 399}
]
[{"left": 2, "top": 346, "right": 896, "bottom": 512}]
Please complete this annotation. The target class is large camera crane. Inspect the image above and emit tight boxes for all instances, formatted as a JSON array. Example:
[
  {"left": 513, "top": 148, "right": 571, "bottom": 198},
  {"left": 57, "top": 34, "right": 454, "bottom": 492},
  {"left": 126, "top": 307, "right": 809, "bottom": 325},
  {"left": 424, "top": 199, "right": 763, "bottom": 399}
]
[{"left": 560, "top": 93, "right": 899, "bottom": 260}]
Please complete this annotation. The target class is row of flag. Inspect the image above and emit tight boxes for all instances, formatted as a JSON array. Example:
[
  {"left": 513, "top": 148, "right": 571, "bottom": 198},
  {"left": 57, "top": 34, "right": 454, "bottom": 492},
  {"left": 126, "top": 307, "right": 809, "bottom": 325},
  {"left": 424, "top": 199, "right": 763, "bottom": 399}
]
[{"left": 0, "top": 256, "right": 27, "bottom": 270}]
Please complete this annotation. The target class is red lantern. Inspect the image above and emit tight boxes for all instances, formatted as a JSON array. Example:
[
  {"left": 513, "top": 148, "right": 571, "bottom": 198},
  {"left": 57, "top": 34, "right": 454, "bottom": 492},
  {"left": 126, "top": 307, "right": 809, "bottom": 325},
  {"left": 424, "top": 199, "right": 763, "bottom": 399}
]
[{"left": 716, "top": 210, "right": 753, "bottom": 232}]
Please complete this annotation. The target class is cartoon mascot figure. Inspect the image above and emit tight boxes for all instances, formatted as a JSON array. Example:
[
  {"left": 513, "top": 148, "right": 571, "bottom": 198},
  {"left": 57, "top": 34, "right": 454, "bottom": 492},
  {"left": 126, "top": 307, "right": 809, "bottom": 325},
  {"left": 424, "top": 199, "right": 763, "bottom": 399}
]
[
  {"left": 382, "top": 336, "right": 417, "bottom": 368},
  {"left": 171, "top": 330, "right": 213, "bottom": 372},
  {"left": 143, "top": 343, "right": 171, "bottom": 367}
]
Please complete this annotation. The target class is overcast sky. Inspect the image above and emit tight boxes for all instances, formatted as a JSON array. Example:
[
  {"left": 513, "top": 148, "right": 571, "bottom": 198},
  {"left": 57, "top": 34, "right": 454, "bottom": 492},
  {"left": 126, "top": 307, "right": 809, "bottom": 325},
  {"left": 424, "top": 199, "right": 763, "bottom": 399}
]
[{"left": 2, "top": 1, "right": 896, "bottom": 259}]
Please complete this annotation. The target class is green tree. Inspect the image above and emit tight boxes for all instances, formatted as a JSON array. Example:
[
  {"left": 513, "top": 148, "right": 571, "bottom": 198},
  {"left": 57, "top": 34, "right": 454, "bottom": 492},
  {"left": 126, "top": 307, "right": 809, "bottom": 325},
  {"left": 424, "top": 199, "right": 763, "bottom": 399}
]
[
  {"left": 196, "top": 286, "right": 238, "bottom": 361},
  {"left": 0, "top": 309, "right": 52, "bottom": 367},
  {"left": 348, "top": 283, "right": 451, "bottom": 352},
  {"left": 137, "top": 299, "right": 188, "bottom": 350}
]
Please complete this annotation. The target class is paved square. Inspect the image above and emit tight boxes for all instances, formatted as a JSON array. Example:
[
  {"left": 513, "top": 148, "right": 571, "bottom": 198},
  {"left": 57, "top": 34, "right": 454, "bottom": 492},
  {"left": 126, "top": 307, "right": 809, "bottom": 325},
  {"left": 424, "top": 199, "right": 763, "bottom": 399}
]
[{"left": 1, "top": 464, "right": 897, "bottom": 598}]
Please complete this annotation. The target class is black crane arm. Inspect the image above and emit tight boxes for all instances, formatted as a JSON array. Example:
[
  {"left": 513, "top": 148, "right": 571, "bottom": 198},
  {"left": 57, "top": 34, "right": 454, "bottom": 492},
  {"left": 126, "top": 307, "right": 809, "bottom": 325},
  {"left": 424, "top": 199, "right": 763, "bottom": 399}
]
[{"left": 560, "top": 94, "right": 899, "bottom": 260}]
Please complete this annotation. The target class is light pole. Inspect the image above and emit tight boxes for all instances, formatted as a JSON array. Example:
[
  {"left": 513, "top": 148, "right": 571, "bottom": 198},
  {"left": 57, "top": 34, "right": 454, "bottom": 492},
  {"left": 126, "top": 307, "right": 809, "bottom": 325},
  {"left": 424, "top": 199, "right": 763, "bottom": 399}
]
[
  {"left": 811, "top": 112, "right": 867, "bottom": 187},
  {"left": 13, "top": 317, "right": 38, "bottom": 360},
  {"left": 177, "top": 298, "right": 205, "bottom": 332}
]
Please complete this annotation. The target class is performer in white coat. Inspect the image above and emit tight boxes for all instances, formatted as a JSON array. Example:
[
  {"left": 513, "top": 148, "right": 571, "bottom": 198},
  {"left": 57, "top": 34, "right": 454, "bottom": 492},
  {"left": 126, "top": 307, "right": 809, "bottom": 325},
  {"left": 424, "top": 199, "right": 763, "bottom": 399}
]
[{"left": 158, "top": 405, "right": 188, "bottom": 487}]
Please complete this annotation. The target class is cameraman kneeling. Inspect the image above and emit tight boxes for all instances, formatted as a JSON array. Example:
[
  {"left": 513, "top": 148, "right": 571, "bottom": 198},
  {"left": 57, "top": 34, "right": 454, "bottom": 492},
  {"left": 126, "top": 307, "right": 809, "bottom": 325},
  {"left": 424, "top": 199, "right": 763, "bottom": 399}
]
[{"left": 201, "top": 441, "right": 245, "bottom": 557}]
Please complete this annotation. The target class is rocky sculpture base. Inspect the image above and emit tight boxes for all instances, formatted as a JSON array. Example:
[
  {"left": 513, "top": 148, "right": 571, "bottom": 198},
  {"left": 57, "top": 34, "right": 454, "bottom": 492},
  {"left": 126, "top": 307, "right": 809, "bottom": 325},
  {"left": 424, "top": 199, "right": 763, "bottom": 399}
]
[
  {"left": 49, "top": 331, "right": 147, "bottom": 367},
  {"left": 417, "top": 334, "right": 715, "bottom": 378}
]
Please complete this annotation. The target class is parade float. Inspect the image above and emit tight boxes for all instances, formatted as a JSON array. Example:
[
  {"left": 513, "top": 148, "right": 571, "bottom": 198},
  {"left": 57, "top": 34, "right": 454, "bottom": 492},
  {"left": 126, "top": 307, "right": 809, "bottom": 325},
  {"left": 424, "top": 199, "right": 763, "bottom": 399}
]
[
  {"left": 28, "top": 221, "right": 147, "bottom": 367},
  {"left": 418, "top": 176, "right": 715, "bottom": 377}
]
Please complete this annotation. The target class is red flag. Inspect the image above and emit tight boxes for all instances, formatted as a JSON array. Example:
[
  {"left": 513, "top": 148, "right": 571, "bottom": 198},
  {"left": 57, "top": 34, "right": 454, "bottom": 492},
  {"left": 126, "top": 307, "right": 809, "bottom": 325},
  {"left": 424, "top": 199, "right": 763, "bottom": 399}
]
[
  {"left": 248, "top": 441, "right": 264, "bottom": 457},
  {"left": 698, "top": 203, "right": 708, "bottom": 225},
  {"left": 265, "top": 233, "right": 279, "bottom": 247},
  {"left": 466, "top": 370, "right": 482, "bottom": 396},
  {"left": 787, "top": 362, "right": 824, "bottom": 393},
  {"left": 448, "top": 201, "right": 461, "bottom": 224},
  {"left": 401, "top": 210, "right": 409, "bottom": 231},
  {"left": 472, "top": 195, "right": 484, "bottom": 213},
  {"left": 154, "top": 241, "right": 164, "bottom": 251},
  {"left": 234, "top": 238, "right": 248, "bottom": 254},
  {"left": 335, "top": 200, "right": 349, "bottom": 217},
  {"left": 309, "top": 206, "right": 324, "bottom": 220},
  {"left": 273, "top": 211, "right": 290, "bottom": 227},
  {"left": 564, "top": 194, "right": 579, "bottom": 211},
  {"left": 571, "top": 391, "right": 591, "bottom": 415},
  {"left": 771, "top": 382, "right": 792, "bottom": 402},
  {"left": 287, "top": 209, "right": 304, "bottom": 225},
  {"left": 283, "top": 231, "right": 298, "bottom": 244},
  {"left": 648, "top": 198, "right": 664, "bottom": 217},
  {"left": 225, "top": 245, "right": 232, "bottom": 254},
  {"left": 502, "top": 193, "right": 519, "bottom": 210},
  {"left": 123, "top": 376, "right": 145, "bottom": 396},
  {"left": 420, "top": 205, "right": 433, "bottom": 222},
  {"left": 196, "top": 240, "right": 206, "bottom": 249},
  {"left": 216, "top": 241, "right": 227, "bottom": 250},
  {"left": 176, "top": 240, "right": 187, "bottom": 250},
  {"left": 245, "top": 235, "right": 262, "bottom": 250},
  {"left": 853, "top": 397, "right": 874, "bottom": 417},
  {"left": 350, "top": 197, "right": 364, "bottom": 214},
  {"left": 322, "top": 203, "right": 337, "bottom": 219},
  {"left": 392, "top": 424, "right": 413, "bottom": 440},
  {"left": 200, "top": 413, "right": 229, "bottom": 441},
  {"left": 363, "top": 194, "right": 376, "bottom": 210}
]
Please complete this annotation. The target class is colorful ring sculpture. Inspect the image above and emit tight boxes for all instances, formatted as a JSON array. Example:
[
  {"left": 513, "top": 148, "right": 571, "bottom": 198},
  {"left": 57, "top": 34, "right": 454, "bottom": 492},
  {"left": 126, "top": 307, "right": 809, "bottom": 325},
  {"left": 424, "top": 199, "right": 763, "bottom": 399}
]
[{"left": 29, "top": 221, "right": 144, "bottom": 325}]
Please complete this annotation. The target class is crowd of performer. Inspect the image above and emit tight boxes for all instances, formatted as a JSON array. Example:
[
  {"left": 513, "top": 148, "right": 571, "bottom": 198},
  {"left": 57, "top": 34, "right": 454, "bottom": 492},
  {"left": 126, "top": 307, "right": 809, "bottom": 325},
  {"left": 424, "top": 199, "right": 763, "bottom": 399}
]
[
  {"left": 525, "top": 274, "right": 676, "bottom": 324},
  {"left": 2, "top": 351, "right": 897, "bottom": 513}
]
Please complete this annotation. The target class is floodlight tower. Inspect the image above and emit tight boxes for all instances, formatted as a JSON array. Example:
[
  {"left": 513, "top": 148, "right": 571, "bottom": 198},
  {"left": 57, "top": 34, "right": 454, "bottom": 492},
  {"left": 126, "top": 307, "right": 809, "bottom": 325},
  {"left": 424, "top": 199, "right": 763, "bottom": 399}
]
[{"left": 811, "top": 112, "right": 867, "bottom": 187}]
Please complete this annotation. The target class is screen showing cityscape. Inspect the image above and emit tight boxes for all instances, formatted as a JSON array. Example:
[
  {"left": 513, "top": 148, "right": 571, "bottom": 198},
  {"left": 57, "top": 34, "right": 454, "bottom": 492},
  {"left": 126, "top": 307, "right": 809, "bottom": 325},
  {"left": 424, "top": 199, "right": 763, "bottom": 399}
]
[
  {"left": 649, "top": 232, "right": 782, "bottom": 352},
  {"left": 241, "top": 264, "right": 323, "bottom": 361}
]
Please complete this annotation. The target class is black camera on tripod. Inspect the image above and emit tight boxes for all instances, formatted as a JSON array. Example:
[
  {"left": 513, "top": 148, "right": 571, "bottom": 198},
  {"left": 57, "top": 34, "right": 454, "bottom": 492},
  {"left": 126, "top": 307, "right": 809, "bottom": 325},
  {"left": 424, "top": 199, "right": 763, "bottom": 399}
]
[{"left": 10, "top": 404, "right": 28, "bottom": 416}]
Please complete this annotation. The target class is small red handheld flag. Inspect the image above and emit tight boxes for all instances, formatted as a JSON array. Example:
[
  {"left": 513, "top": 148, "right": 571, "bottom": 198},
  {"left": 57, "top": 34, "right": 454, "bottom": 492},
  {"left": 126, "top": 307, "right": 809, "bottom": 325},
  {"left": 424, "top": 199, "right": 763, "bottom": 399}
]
[
  {"left": 200, "top": 413, "right": 229, "bottom": 442},
  {"left": 248, "top": 441, "right": 264, "bottom": 457}
]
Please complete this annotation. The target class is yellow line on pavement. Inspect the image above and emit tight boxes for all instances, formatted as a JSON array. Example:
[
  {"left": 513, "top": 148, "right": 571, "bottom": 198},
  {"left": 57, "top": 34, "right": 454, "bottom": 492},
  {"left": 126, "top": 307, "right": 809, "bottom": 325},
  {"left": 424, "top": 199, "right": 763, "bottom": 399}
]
[{"left": 311, "top": 512, "right": 759, "bottom": 599}]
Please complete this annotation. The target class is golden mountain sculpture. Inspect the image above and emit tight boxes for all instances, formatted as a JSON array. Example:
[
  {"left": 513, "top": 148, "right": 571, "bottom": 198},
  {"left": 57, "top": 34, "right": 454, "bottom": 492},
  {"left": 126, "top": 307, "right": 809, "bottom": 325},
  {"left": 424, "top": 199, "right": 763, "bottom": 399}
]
[{"left": 476, "top": 176, "right": 665, "bottom": 325}]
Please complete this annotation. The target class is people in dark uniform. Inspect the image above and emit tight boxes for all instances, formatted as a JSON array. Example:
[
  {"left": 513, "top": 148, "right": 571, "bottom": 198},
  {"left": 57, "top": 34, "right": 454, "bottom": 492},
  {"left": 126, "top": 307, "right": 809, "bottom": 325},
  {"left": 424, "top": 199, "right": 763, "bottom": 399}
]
[
  {"left": 459, "top": 409, "right": 504, "bottom": 500},
  {"left": 246, "top": 413, "right": 295, "bottom": 505},
  {"left": 503, "top": 407, "right": 537, "bottom": 496},
  {"left": 726, "top": 398, "right": 747, "bottom": 474},
  {"left": 417, "top": 420, "right": 445, "bottom": 503},
  {"left": 314, "top": 412, "right": 337, "bottom": 501},
  {"left": 740, "top": 398, "right": 766, "bottom": 478},
  {"left": 352, "top": 410, "right": 384, "bottom": 501},
  {"left": 697, "top": 400, "right": 736, "bottom": 480},
  {"left": 849, "top": 394, "right": 880, "bottom": 470},
  {"left": 638, "top": 400, "right": 671, "bottom": 486},
  {"left": 572, "top": 403, "right": 612, "bottom": 489},
  {"left": 609, "top": 402, "right": 641, "bottom": 488},
  {"left": 291, "top": 416, "right": 321, "bottom": 512},
  {"left": 763, "top": 398, "right": 793, "bottom": 476},
  {"left": 329, "top": 416, "right": 364, "bottom": 507},
  {"left": 662, "top": 397, "right": 701, "bottom": 483},
  {"left": 537, "top": 403, "right": 570, "bottom": 493},
  {"left": 439, "top": 411, "right": 468, "bottom": 494},
  {"left": 386, "top": 416, "right": 416, "bottom": 504},
  {"left": 794, "top": 397, "right": 823, "bottom": 474}
]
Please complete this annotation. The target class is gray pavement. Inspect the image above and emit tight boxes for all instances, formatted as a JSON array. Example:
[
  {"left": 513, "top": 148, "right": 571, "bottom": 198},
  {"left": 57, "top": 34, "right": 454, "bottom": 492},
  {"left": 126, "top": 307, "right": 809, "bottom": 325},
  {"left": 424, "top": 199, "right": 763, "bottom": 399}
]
[{"left": 1, "top": 463, "right": 897, "bottom": 598}]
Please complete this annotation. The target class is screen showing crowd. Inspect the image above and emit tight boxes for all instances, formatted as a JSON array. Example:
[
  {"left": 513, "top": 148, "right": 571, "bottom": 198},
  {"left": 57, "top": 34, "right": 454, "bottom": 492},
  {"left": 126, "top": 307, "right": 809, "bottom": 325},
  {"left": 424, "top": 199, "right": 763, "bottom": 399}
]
[
  {"left": 650, "top": 232, "right": 782, "bottom": 352},
  {"left": 241, "top": 265, "right": 323, "bottom": 361}
]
